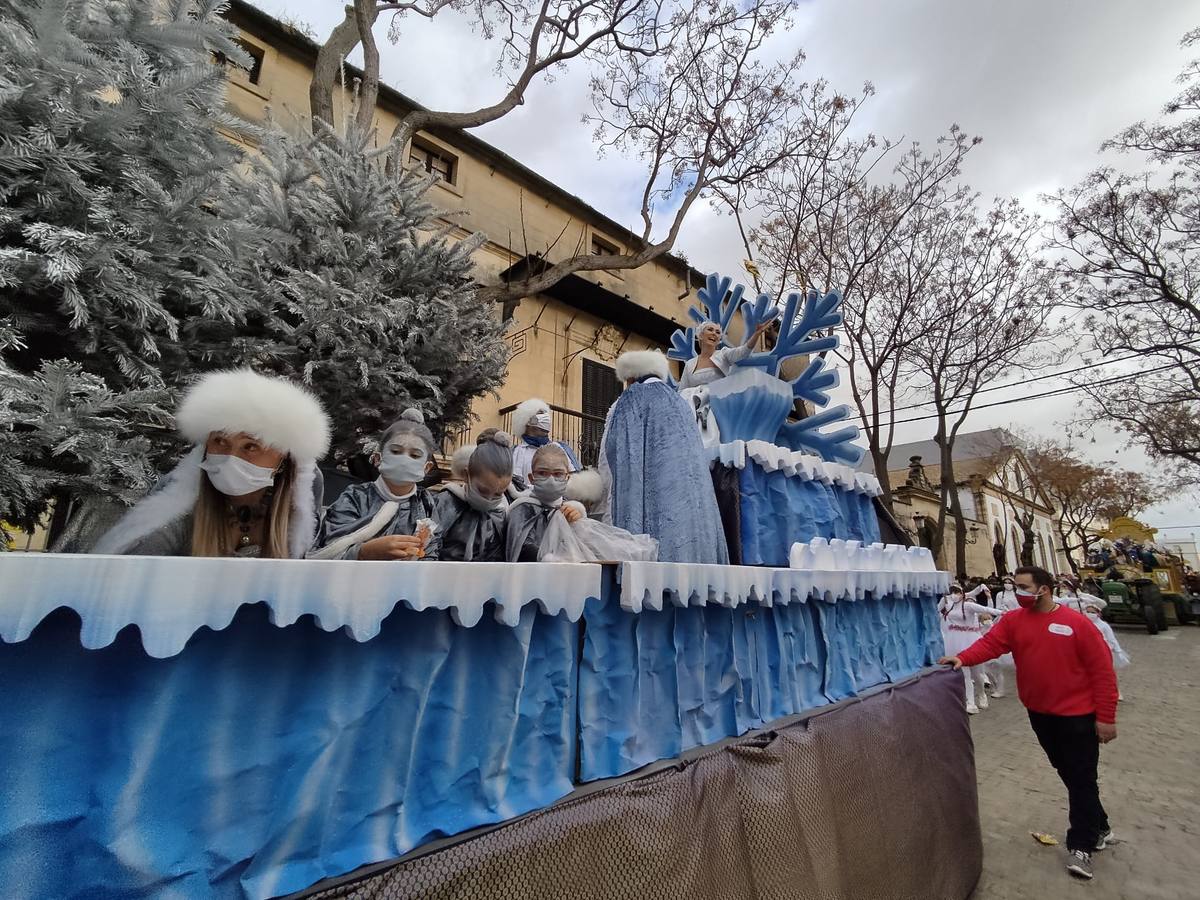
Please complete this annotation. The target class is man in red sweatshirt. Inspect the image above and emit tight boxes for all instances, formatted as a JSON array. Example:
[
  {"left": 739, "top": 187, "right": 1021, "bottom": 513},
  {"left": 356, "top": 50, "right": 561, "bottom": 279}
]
[{"left": 939, "top": 564, "right": 1118, "bottom": 881}]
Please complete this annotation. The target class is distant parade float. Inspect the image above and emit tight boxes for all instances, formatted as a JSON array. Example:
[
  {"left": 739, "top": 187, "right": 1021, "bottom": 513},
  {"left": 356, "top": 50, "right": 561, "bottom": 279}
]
[{"left": 0, "top": 275, "right": 980, "bottom": 900}]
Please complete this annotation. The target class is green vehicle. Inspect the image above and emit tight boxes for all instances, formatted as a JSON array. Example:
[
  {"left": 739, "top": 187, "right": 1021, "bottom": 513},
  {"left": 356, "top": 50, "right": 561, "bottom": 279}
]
[{"left": 1098, "top": 578, "right": 1169, "bottom": 634}]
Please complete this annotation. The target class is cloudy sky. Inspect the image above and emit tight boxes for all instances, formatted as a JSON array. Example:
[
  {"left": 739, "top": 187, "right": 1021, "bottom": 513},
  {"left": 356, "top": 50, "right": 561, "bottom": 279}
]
[{"left": 258, "top": 0, "right": 1198, "bottom": 538}]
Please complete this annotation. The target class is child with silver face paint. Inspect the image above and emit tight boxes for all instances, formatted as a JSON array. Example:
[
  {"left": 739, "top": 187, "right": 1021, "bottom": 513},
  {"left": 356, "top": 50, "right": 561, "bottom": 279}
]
[
  {"left": 310, "top": 409, "right": 442, "bottom": 560},
  {"left": 505, "top": 444, "right": 585, "bottom": 562},
  {"left": 434, "top": 431, "right": 514, "bottom": 561}
]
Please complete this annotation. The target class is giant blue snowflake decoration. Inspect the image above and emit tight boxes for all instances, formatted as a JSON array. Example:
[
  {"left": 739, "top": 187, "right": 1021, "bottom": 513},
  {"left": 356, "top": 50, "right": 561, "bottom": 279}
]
[
  {"left": 779, "top": 406, "right": 863, "bottom": 466},
  {"left": 667, "top": 273, "right": 863, "bottom": 465},
  {"left": 666, "top": 273, "right": 744, "bottom": 362}
]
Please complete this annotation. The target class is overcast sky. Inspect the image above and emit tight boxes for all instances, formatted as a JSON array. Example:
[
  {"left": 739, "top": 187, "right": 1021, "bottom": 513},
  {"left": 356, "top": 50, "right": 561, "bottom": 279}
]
[{"left": 259, "top": 0, "right": 1198, "bottom": 538}]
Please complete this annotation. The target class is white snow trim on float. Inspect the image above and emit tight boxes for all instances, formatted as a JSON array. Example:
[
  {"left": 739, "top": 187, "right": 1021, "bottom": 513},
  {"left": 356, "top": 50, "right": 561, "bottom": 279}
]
[
  {"left": 618, "top": 541, "right": 948, "bottom": 614},
  {"left": 2, "top": 541, "right": 946, "bottom": 657},
  {"left": 709, "top": 440, "right": 882, "bottom": 495},
  {"left": 0, "top": 554, "right": 603, "bottom": 659}
]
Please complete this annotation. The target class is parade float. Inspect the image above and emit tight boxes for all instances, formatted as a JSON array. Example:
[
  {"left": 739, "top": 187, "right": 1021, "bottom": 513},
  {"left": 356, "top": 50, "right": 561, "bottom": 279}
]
[{"left": 0, "top": 276, "right": 980, "bottom": 900}]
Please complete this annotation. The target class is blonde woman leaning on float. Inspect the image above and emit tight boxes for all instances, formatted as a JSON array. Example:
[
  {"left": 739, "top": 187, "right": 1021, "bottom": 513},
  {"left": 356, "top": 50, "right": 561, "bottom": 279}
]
[{"left": 93, "top": 370, "right": 330, "bottom": 559}]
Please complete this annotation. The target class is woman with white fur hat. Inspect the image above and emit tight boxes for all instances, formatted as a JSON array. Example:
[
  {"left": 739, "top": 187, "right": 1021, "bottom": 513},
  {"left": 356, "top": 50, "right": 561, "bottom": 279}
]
[
  {"left": 93, "top": 370, "right": 330, "bottom": 558},
  {"left": 509, "top": 398, "right": 580, "bottom": 485}
]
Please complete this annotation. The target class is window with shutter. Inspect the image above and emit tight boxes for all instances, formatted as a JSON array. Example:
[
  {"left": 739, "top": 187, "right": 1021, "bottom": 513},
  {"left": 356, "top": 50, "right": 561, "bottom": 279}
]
[{"left": 581, "top": 359, "right": 621, "bottom": 466}]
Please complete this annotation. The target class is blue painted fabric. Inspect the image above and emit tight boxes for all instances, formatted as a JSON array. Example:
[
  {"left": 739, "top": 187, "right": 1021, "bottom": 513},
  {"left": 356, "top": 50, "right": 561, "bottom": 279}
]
[
  {"left": 578, "top": 589, "right": 938, "bottom": 781},
  {"left": 605, "top": 380, "right": 729, "bottom": 564},
  {"left": 737, "top": 465, "right": 880, "bottom": 566},
  {"left": 0, "top": 603, "right": 578, "bottom": 900},
  {"left": 0, "top": 572, "right": 943, "bottom": 899}
]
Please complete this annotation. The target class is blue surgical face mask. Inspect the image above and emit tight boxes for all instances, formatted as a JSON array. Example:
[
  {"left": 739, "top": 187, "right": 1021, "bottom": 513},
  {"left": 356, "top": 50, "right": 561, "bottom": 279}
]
[
  {"left": 378, "top": 446, "right": 428, "bottom": 484},
  {"left": 530, "top": 475, "right": 569, "bottom": 504},
  {"left": 523, "top": 433, "right": 550, "bottom": 448}
]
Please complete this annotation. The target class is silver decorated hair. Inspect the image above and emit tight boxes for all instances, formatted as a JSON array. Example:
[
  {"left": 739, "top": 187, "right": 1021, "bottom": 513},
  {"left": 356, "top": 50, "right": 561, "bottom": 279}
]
[
  {"left": 469, "top": 430, "right": 514, "bottom": 478},
  {"left": 380, "top": 407, "right": 436, "bottom": 456}
]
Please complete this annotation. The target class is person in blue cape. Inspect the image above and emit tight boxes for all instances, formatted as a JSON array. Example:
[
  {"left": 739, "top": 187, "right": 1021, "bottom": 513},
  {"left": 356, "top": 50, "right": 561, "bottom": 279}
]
[{"left": 602, "top": 350, "right": 729, "bottom": 565}]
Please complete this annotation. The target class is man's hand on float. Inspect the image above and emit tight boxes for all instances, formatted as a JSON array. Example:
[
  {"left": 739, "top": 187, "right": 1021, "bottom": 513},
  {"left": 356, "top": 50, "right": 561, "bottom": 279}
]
[
  {"left": 1096, "top": 721, "right": 1117, "bottom": 744},
  {"left": 938, "top": 655, "right": 963, "bottom": 670}
]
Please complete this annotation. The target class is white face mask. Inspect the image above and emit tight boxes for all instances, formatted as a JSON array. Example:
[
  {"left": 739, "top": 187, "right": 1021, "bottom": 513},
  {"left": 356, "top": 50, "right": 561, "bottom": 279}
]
[
  {"left": 378, "top": 444, "right": 429, "bottom": 484},
  {"left": 465, "top": 482, "right": 504, "bottom": 512},
  {"left": 530, "top": 474, "right": 569, "bottom": 504},
  {"left": 201, "top": 454, "right": 278, "bottom": 497},
  {"left": 531, "top": 411, "right": 552, "bottom": 432}
]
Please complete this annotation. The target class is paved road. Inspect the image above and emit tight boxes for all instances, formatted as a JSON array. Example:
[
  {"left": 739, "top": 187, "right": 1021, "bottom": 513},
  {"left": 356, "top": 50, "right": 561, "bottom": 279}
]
[{"left": 968, "top": 624, "right": 1200, "bottom": 899}]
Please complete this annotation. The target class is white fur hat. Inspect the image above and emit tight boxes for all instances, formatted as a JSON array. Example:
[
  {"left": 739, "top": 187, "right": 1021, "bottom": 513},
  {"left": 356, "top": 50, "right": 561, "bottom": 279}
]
[
  {"left": 511, "top": 397, "right": 551, "bottom": 437},
  {"left": 92, "top": 371, "right": 331, "bottom": 559},
  {"left": 564, "top": 467, "right": 605, "bottom": 507},
  {"left": 616, "top": 349, "right": 669, "bottom": 383},
  {"left": 176, "top": 369, "right": 331, "bottom": 462}
]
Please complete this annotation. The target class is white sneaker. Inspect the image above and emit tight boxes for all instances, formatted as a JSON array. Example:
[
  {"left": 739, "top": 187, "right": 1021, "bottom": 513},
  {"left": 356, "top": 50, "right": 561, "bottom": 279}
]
[
  {"left": 1095, "top": 829, "right": 1117, "bottom": 850},
  {"left": 991, "top": 690, "right": 1006, "bottom": 698},
  {"left": 977, "top": 692, "right": 989, "bottom": 709},
  {"left": 966, "top": 704, "right": 980, "bottom": 715},
  {"left": 1066, "top": 849, "right": 1093, "bottom": 879}
]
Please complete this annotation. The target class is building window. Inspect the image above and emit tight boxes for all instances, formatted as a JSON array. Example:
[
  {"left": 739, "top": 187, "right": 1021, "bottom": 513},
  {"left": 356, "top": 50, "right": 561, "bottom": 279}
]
[
  {"left": 238, "top": 40, "right": 266, "bottom": 85},
  {"left": 216, "top": 39, "right": 266, "bottom": 86},
  {"left": 591, "top": 234, "right": 619, "bottom": 257},
  {"left": 410, "top": 140, "right": 456, "bottom": 183},
  {"left": 581, "top": 359, "right": 621, "bottom": 466}
]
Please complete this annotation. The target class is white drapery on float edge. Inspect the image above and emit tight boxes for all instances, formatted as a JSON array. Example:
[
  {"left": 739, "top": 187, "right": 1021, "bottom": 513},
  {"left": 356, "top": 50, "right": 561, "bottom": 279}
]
[
  {"left": 709, "top": 439, "right": 884, "bottom": 496},
  {"left": 619, "top": 540, "right": 947, "bottom": 613},
  {"left": 0, "top": 544, "right": 946, "bottom": 659},
  {"left": 0, "top": 555, "right": 601, "bottom": 658}
]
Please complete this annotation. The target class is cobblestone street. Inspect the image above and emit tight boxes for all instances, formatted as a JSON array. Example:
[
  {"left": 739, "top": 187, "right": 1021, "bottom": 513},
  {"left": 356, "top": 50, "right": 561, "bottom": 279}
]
[{"left": 968, "top": 625, "right": 1200, "bottom": 899}]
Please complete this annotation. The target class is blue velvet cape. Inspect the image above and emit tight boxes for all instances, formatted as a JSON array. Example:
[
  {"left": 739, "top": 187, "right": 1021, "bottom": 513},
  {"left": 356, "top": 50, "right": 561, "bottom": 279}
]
[{"left": 603, "top": 380, "right": 729, "bottom": 564}]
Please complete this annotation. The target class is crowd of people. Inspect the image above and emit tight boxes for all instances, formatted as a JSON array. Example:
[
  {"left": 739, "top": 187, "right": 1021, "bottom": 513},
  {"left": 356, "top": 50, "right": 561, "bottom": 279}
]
[
  {"left": 939, "top": 574, "right": 1130, "bottom": 715},
  {"left": 92, "top": 356, "right": 729, "bottom": 565},
  {"left": 1085, "top": 537, "right": 1173, "bottom": 572}
]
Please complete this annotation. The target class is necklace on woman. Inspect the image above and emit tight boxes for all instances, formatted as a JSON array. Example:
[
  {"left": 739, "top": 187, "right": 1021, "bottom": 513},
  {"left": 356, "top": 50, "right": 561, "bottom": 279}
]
[{"left": 228, "top": 490, "right": 272, "bottom": 549}]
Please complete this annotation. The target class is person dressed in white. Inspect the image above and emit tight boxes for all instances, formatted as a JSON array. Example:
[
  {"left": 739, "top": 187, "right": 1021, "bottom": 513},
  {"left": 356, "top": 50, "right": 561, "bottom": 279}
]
[
  {"left": 677, "top": 319, "right": 773, "bottom": 390},
  {"left": 509, "top": 398, "right": 580, "bottom": 485},
  {"left": 986, "top": 575, "right": 1020, "bottom": 698},
  {"left": 994, "top": 576, "right": 1020, "bottom": 612},
  {"left": 1057, "top": 576, "right": 1107, "bottom": 616},
  {"left": 939, "top": 583, "right": 997, "bottom": 714},
  {"left": 1085, "top": 602, "right": 1130, "bottom": 701}
]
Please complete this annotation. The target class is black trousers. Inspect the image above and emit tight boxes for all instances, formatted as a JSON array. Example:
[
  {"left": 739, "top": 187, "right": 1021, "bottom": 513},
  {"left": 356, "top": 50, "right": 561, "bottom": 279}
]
[{"left": 1027, "top": 710, "right": 1109, "bottom": 851}]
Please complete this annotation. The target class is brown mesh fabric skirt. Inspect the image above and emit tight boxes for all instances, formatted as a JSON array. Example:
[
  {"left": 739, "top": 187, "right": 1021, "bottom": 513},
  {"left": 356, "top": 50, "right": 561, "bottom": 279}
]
[{"left": 300, "top": 668, "right": 980, "bottom": 900}]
